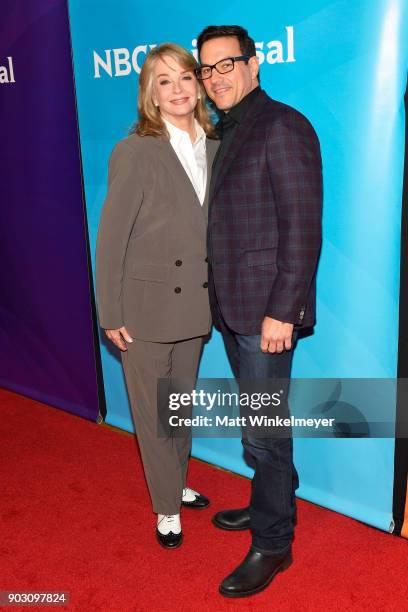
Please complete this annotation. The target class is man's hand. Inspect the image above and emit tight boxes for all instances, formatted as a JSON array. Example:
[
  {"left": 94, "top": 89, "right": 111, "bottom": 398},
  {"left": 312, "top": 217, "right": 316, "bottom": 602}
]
[
  {"left": 261, "top": 317, "right": 294, "bottom": 353},
  {"left": 105, "top": 326, "right": 133, "bottom": 351}
]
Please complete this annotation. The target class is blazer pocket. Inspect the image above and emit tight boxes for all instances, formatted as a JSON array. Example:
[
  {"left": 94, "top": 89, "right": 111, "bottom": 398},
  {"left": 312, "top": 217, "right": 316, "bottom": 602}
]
[
  {"left": 244, "top": 248, "right": 277, "bottom": 267},
  {"left": 129, "top": 263, "right": 169, "bottom": 283}
]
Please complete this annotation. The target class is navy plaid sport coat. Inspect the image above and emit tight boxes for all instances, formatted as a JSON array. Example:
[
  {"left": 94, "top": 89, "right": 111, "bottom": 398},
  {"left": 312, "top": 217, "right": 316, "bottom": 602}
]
[{"left": 208, "top": 89, "right": 323, "bottom": 335}]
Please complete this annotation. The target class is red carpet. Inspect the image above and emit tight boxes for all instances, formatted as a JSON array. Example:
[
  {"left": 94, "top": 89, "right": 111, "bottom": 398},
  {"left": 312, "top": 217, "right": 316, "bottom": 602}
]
[{"left": 0, "top": 388, "right": 407, "bottom": 611}]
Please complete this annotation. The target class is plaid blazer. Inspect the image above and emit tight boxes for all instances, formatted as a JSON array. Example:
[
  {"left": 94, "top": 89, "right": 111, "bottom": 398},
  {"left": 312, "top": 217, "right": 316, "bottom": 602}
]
[{"left": 208, "top": 90, "right": 322, "bottom": 334}]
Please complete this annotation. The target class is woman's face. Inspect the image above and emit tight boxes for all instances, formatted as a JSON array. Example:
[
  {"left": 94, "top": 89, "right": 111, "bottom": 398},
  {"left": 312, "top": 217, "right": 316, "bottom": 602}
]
[{"left": 152, "top": 55, "right": 199, "bottom": 122}]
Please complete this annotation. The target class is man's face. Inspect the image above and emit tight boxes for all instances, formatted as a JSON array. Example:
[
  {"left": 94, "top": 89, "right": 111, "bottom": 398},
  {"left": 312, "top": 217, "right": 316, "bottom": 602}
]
[{"left": 199, "top": 36, "right": 259, "bottom": 111}]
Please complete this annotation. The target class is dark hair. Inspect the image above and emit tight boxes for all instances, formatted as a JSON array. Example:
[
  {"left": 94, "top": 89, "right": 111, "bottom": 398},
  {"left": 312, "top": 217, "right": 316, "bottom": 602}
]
[{"left": 197, "top": 25, "right": 256, "bottom": 57}]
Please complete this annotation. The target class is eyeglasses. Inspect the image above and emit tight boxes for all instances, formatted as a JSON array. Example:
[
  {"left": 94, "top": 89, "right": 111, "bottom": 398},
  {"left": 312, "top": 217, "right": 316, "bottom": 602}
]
[{"left": 195, "top": 56, "right": 251, "bottom": 80}]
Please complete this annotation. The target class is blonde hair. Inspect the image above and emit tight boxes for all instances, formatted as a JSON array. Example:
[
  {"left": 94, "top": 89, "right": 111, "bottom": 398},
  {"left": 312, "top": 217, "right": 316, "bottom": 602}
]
[{"left": 131, "top": 43, "right": 216, "bottom": 139}]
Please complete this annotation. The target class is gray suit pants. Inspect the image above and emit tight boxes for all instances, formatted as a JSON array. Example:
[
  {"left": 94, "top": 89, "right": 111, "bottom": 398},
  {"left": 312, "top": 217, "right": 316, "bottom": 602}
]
[{"left": 121, "top": 336, "right": 203, "bottom": 515}]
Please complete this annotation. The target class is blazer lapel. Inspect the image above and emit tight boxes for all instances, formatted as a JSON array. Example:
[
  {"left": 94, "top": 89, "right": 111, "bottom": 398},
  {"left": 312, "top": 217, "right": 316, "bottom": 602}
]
[
  {"left": 159, "top": 138, "right": 202, "bottom": 206},
  {"left": 156, "top": 136, "right": 218, "bottom": 232},
  {"left": 202, "top": 138, "right": 219, "bottom": 222},
  {"left": 211, "top": 91, "right": 269, "bottom": 200}
]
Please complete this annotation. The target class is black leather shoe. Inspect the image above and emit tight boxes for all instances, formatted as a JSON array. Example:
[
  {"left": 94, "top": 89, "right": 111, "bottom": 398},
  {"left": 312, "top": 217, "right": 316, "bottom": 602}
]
[
  {"left": 156, "top": 528, "right": 183, "bottom": 549},
  {"left": 181, "top": 490, "right": 210, "bottom": 509},
  {"left": 219, "top": 548, "right": 292, "bottom": 598},
  {"left": 212, "top": 507, "right": 250, "bottom": 530}
]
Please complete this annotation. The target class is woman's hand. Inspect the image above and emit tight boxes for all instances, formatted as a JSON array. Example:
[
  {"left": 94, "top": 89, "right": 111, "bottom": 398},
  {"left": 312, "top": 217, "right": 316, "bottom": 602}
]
[{"left": 105, "top": 326, "right": 133, "bottom": 351}]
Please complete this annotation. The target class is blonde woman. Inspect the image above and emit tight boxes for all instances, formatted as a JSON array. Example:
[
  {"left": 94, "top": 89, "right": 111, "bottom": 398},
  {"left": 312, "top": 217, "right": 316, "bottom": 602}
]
[{"left": 96, "top": 44, "right": 218, "bottom": 549}]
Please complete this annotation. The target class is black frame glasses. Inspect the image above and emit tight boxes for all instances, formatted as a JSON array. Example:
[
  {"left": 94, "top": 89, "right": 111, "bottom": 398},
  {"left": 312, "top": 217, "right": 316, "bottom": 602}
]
[{"left": 195, "top": 56, "right": 252, "bottom": 80}]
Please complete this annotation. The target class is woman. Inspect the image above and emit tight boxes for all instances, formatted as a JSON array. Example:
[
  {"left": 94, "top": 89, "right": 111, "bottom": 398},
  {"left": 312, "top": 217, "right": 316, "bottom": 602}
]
[{"left": 95, "top": 44, "right": 218, "bottom": 549}]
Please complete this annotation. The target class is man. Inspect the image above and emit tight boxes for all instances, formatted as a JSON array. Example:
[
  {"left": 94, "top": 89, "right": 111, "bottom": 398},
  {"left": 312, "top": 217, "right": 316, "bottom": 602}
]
[{"left": 196, "top": 25, "right": 322, "bottom": 597}]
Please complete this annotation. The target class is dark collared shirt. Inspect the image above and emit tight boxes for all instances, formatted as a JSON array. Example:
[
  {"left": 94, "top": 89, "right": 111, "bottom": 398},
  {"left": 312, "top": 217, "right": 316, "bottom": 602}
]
[{"left": 211, "top": 86, "right": 261, "bottom": 188}]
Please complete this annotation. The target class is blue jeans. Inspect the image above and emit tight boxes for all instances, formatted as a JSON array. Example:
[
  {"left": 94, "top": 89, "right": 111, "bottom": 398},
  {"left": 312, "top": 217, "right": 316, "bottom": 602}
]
[{"left": 219, "top": 314, "right": 299, "bottom": 555}]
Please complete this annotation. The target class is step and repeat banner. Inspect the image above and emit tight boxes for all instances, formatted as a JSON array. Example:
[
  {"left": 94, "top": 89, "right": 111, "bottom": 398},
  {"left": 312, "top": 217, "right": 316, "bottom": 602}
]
[
  {"left": 68, "top": 0, "right": 408, "bottom": 531},
  {"left": 0, "top": 0, "right": 100, "bottom": 420}
]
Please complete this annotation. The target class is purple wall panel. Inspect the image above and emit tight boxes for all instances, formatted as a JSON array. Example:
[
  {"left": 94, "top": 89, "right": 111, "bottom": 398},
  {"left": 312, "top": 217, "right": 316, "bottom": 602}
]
[{"left": 0, "top": 0, "right": 100, "bottom": 419}]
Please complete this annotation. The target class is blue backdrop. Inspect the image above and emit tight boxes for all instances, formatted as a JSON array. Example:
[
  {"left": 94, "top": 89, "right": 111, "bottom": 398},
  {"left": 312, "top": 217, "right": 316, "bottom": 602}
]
[{"left": 68, "top": 0, "right": 408, "bottom": 531}]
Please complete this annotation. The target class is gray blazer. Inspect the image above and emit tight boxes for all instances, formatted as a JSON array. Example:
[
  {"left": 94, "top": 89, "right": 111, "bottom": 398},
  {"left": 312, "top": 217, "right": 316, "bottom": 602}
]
[{"left": 96, "top": 133, "right": 219, "bottom": 343}]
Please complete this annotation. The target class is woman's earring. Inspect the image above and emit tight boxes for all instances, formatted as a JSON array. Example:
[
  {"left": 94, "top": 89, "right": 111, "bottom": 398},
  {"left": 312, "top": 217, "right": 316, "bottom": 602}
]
[{"left": 197, "top": 94, "right": 201, "bottom": 100}]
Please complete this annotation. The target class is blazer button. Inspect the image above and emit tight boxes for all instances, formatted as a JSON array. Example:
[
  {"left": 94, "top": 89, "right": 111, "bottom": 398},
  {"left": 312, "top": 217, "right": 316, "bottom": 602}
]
[
  {"left": 202, "top": 282, "right": 208, "bottom": 288},
  {"left": 174, "top": 287, "right": 182, "bottom": 294},
  {"left": 175, "top": 260, "right": 182, "bottom": 266}
]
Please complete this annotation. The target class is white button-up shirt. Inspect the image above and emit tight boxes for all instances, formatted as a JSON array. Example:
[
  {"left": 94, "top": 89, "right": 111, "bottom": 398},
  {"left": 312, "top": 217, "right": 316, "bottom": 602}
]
[{"left": 164, "top": 118, "right": 207, "bottom": 206}]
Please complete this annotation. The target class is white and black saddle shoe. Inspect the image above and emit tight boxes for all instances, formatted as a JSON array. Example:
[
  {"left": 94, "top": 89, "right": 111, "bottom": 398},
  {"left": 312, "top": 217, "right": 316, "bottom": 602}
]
[
  {"left": 156, "top": 514, "right": 182, "bottom": 549},
  {"left": 181, "top": 487, "right": 210, "bottom": 509}
]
